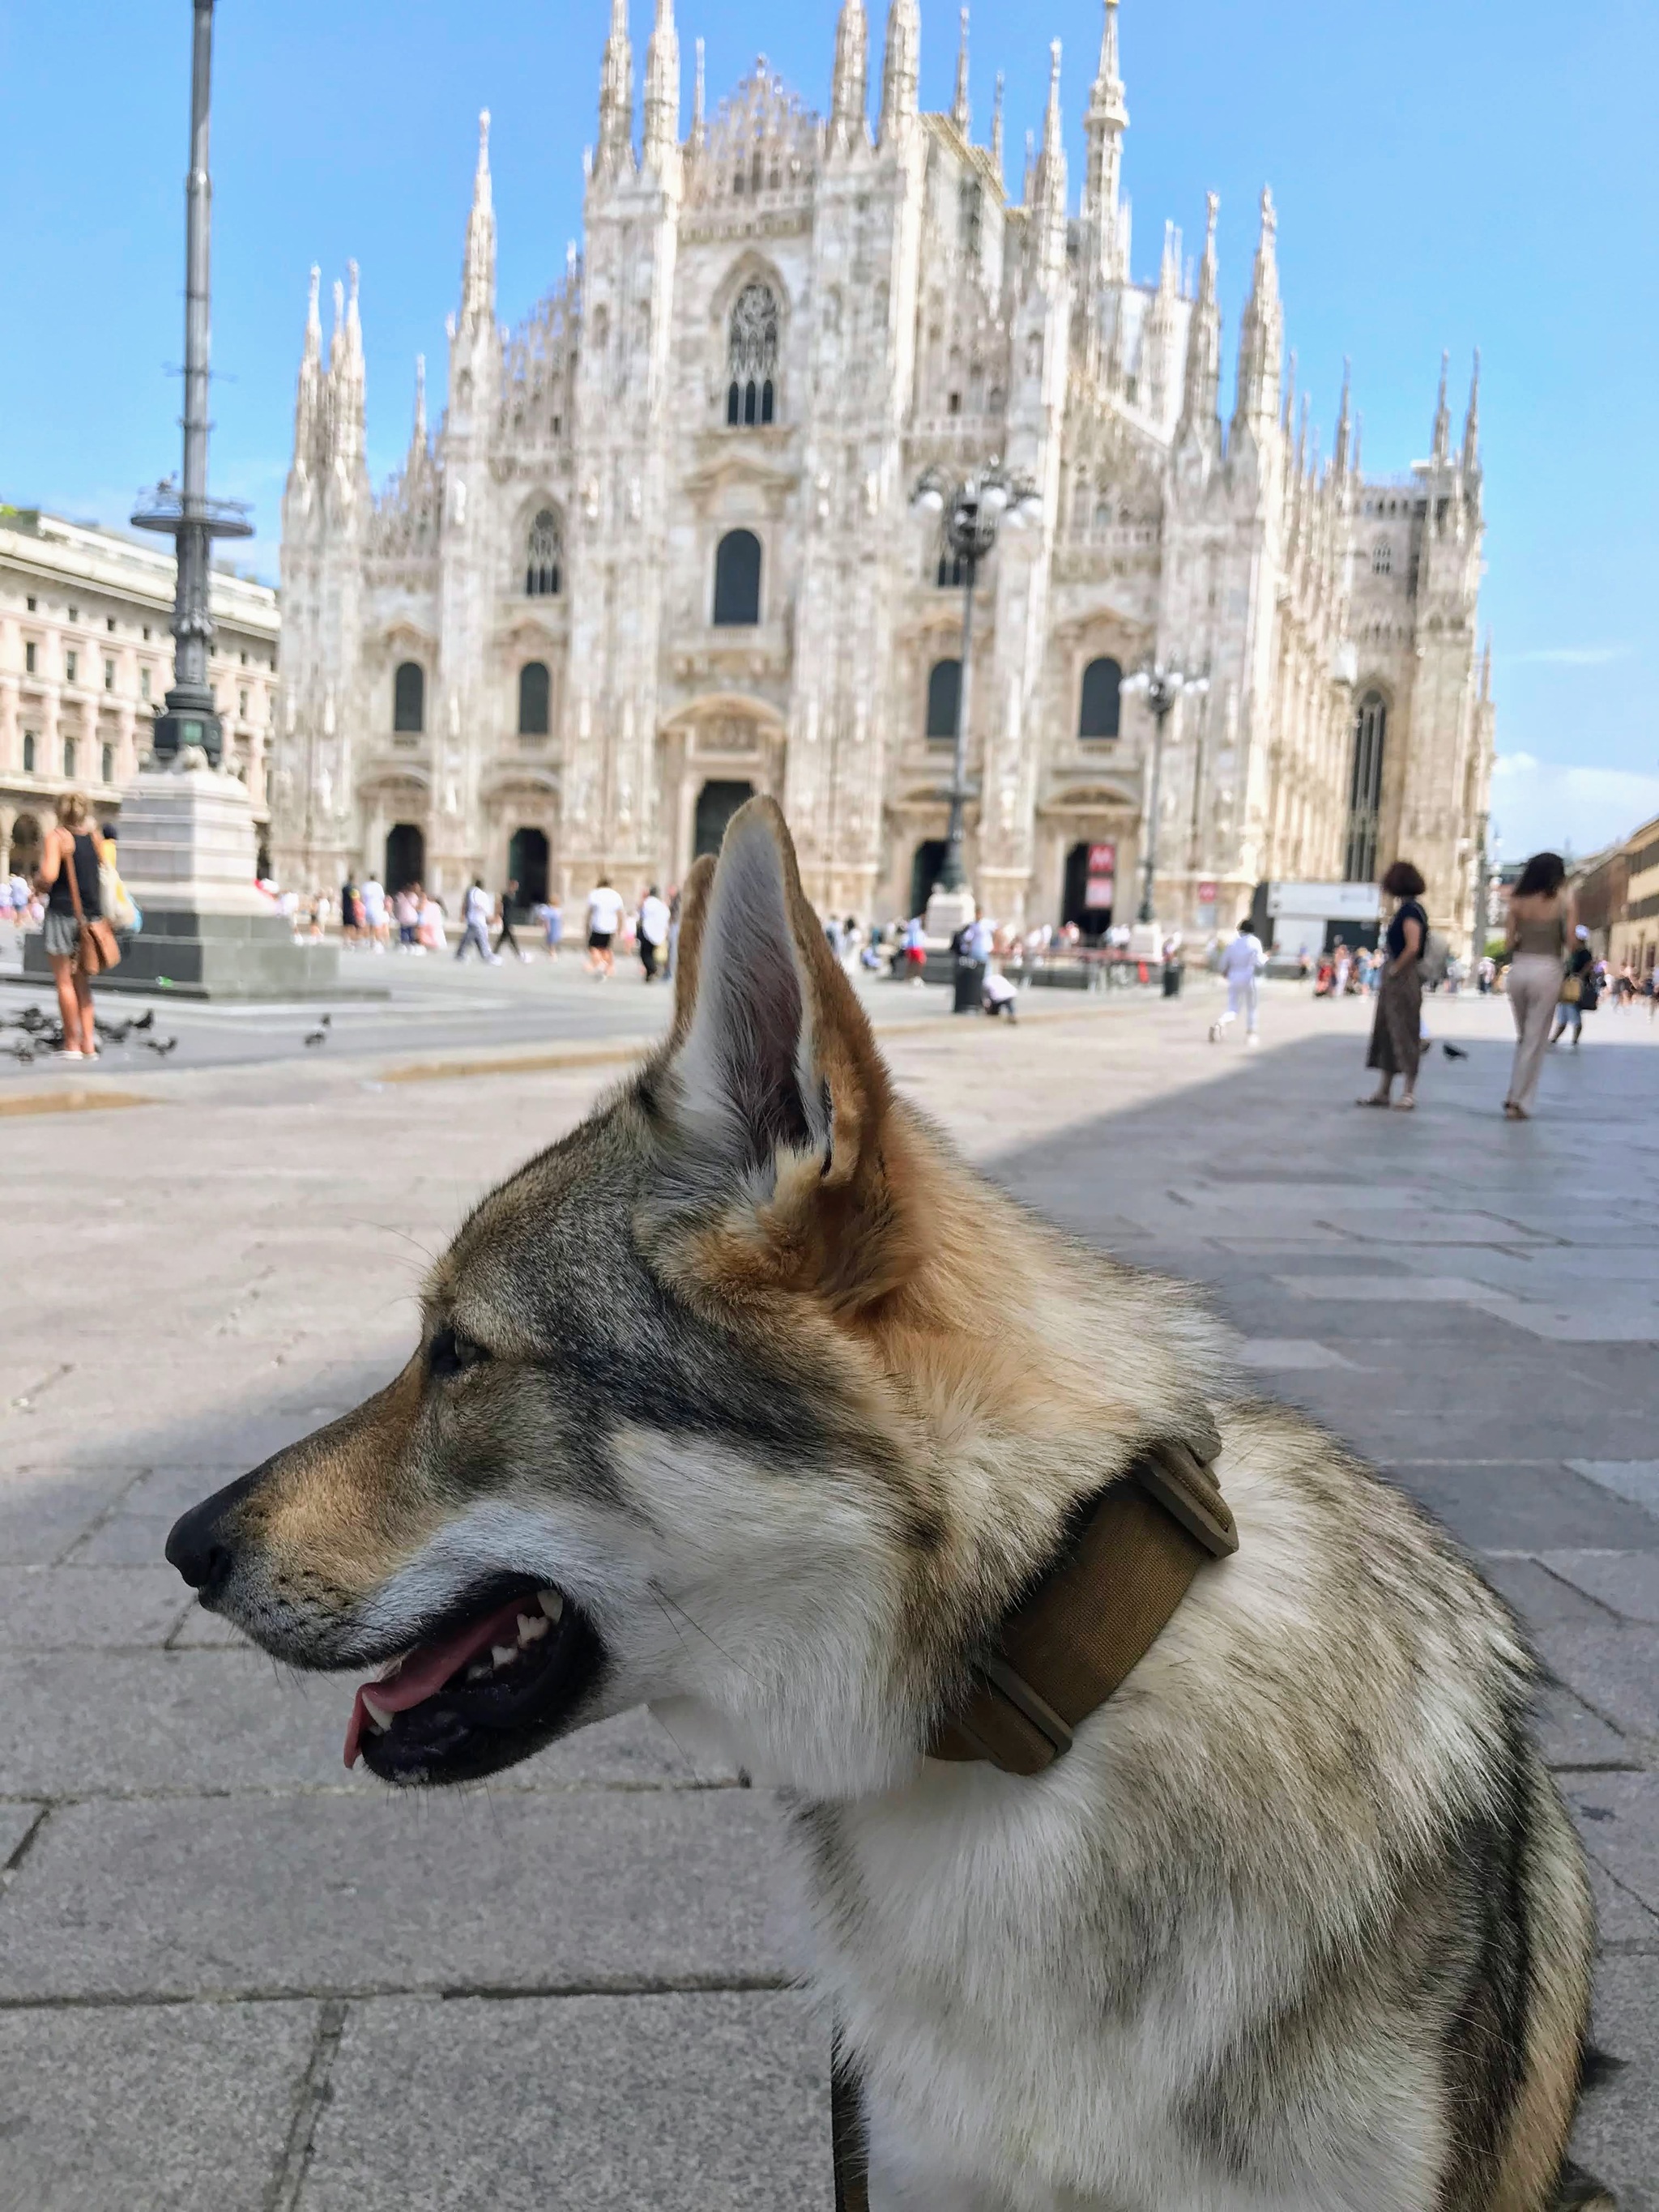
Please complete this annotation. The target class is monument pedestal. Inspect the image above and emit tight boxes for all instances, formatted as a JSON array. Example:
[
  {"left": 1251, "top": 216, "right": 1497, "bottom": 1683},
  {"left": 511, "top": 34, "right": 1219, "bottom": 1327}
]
[
  {"left": 23, "top": 752, "right": 351, "bottom": 1000},
  {"left": 923, "top": 882, "right": 976, "bottom": 942}
]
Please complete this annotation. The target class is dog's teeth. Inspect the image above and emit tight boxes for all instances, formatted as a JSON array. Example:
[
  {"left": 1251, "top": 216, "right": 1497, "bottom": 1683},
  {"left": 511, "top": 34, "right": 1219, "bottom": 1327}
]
[
  {"left": 362, "top": 1694, "right": 394, "bottom": 1733},
  {"left": 491, "top": 1643, "right": 518, "bottom": 1669},
  {"left": 537, "top": 1589, "right": 564, "bottom": 1620},
  {"left": 517, "top": 1612, "right": 549, "bottom": 1645}
]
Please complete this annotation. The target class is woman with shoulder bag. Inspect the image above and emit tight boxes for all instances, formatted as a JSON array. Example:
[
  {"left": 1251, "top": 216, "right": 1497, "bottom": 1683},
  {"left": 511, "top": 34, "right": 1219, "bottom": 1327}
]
[
  {"left": 35, "top": 791, "right": 119, "bottom": 1060},
  {"left": 1550, "top": 927, "right": 1597, "bottom": 1050},
  {"left": 1357, "top": 859, "right": 1429, "bottom": 1111}
]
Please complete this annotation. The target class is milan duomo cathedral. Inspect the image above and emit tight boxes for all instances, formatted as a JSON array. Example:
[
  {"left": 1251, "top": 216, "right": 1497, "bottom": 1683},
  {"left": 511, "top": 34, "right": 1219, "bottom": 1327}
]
[{"left": 272, "top": 0, "right": 1495, "bottom": 945}]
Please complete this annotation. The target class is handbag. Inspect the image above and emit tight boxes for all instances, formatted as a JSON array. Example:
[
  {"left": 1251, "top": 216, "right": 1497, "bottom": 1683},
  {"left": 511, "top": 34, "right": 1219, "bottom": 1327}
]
[
  {"left": 1559, "top": 973, "right": 1581, "bottom": 1007},
  {"left": 62, "top": 833, "right": 122, "bottom": 976},
  {"left": 100, "top": 855, "right": 137, "bottom": 933}
]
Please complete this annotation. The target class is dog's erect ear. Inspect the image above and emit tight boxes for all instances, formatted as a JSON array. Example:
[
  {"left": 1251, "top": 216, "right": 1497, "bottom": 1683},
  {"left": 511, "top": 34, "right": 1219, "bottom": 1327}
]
[{"left": 647, "top": 799, "right": 912, "bottom": 1308}]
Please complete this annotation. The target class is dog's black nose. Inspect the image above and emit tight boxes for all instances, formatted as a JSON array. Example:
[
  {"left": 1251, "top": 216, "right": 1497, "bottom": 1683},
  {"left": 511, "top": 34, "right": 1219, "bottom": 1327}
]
[{"left": 164, "top": 1469, "right": 262, "bottom": 1595}]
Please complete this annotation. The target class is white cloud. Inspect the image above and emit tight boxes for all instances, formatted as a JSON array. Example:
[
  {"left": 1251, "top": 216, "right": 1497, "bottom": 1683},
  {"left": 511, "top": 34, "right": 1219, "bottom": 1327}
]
[
  {"left": 1503, "top": 644, "right": 1632, "bottom": 668},
  {"left": 1491, "top": 755, "right": 1659, "bottom": 859}
]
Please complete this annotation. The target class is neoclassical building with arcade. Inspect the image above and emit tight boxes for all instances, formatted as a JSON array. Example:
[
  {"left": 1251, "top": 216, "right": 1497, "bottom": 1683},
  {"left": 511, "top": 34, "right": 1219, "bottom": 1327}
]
[{"left": 271, "top": 0, "right": 1494, "bottom": 942}]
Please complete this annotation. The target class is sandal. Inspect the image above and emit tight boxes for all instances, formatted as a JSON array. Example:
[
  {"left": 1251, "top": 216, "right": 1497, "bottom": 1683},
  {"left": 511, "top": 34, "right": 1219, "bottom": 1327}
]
[
  {"left": 1503, "top": 1101, "right": 1529, "bottom": 1121},
  {"left": 1392, "top": 1095, "right": 1415, "bottom": 1110},
  {"left": 1355, "top": 1094, "right": 1391, "bottom": 1107}
]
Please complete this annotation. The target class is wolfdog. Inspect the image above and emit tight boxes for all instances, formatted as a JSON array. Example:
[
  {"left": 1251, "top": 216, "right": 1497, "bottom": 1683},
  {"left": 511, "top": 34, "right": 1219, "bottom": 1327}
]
[{"left": 169, "top": 800, "right": 1609, "bottom": 2210}]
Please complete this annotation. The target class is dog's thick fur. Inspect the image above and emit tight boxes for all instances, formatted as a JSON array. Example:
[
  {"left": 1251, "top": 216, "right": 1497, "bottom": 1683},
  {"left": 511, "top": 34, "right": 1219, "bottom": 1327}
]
[{"left": 173, "top": 801, "right": 1604, "bottom": 2210}]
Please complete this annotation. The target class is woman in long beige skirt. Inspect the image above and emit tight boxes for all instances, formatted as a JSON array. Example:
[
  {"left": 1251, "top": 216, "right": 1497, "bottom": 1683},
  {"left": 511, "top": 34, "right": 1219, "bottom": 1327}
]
[{"left": 1358, "top": 859, "right": 1428, "bottom": 1112}]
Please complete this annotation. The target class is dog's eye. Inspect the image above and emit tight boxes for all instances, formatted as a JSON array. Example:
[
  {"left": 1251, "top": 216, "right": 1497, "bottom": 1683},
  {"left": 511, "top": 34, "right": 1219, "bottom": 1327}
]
[{"left": 429, "top": 1326, "right": 488, "bottom": 1380}]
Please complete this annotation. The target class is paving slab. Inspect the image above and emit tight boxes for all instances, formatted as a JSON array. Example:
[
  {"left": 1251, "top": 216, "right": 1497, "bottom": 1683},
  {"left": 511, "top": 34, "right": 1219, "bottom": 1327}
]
[
  {"left": 1572, "top": 1954, "right": 1659, "bottom": 2212},
  {"left": 0, "top": 1564, "right": 190, "bottom": 1650},
  {"left": 0, "top": 1801, "right": 46, "bottom": 1864},
  {"left": 302, "top": 1990, "right": 831, "bottom": 2212},
  {"left": 0, "top": 1999, "right": 319, "bottom": 2212},
  {"left": 1535, "top": 1628, "right": 1659, "bottom": 1748},
  {"left": 1561, "top": 1775, "right": 1659, "bottom": 1915},
  {"left": 1531, "top": 1685, "right": 1637, "bottom": 1771},
  {"left": 1384, "top": 1461, "right": 1659, "bottom": 1554},
  {"left": 1478, "top": 1554, "right": 1623, "bottom": 1632},
  {"left": 1542, "top": 1549, "right": 1659, "bottom": 1625},
  {"left": 0, "top": 1788, "right": 795, "bottom": 2001}
]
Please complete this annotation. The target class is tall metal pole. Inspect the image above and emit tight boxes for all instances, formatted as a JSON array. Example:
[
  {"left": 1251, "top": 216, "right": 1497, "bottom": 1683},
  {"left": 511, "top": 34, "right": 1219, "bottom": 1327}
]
[
  {"left": 133, "top": 0, "right": 250, "bottom": 768},
  {"left": 941, "top": 553, "right": 978, "bottom": 894},
  {"left": 1137, "top": 693, "right": 1171, "bottom": 925}
]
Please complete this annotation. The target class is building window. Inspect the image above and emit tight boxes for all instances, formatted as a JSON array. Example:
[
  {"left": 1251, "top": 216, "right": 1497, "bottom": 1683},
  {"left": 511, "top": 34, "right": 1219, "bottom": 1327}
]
[
  {"left": 238, "top": 688, "right": 249, "bottom": 718},
  {"left": 239, "top": 650, "right": 248, "bottom": 666},
  {"left": 24, "top": 641, "right": 36, "bottom": 674},
  {"left": 936, "top": 546, "right": 967, "bottom": 589},
  {"left": 23, "top": 731, "right": 36, "bottom": 772},
  {"left": 66, "top": 650, "right": 78, "bottom": 683},
  {"left": 518, "top": 661, "right": 551, "bottom": 736},
  {"left": 1344, "top": 690, "right": 1388, "bottom": 882},
  {"left": 106, "top": 616, "right": 117, "bottom": 633},
  {"left": 725, "top": 280, "right": 778, "bottom": 427},
  {"left": 62, "top": 738, "right": 76, "bottom": 778},
  {"left": 104, "top": 658, "right": 116, "bottom": 693},
  {"left": 141, "top": 667, "right": 151, "bottom": 701},
  {"left": 143, "top": 624, "right": 151, "bottom": 641},
  {"left": 101, "top": 743, "right": 114, "bottom": 784},
  {"left": 67, "top": 606, "right": 78, "bottom": 622},
  {"left": 525, "top": 508, "right": 562, "bottom": 596},
  {"left": 925, "top": 658, "right": 962, "bottom": 741},
  {"left": 712, "top": 529, "right": 762, "bottom": 626},
  {"left": 1078, "top": 656, "right": 1123, "bottom": 740},
  {"left": 393, "top": 661, "right": 425, "bottom": 733},
  {"left": 1371, "top": 539, "right": 1392, "bottom": 576},
  {"left": 26, "top": 596, "right": 36, "bottom": 612}
]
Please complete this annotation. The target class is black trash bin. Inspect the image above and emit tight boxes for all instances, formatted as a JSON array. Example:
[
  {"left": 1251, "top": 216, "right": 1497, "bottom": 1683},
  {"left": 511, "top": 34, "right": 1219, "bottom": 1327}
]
[
  {"left": 953, "top": 957, "right": 987, "bottom": 1013},
  {"left": 1162, "top": 958, "right": 1184, "bottom": 999}
]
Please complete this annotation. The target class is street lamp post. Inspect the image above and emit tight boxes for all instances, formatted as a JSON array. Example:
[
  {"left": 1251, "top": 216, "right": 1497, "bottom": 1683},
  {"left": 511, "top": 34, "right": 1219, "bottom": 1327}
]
[
  {"left": 1122, "top": 664, "right": 1209, "bottom": 929},
  {"left": 911, "top": 462, "right": 1040, "bottom": 917},
  {"left": 131, "top": 0, "right": 251, "bottom": 768}
]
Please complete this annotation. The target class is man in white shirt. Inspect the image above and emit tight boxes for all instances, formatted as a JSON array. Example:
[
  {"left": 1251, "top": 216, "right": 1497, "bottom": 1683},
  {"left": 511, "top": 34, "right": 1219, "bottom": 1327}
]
[
  {"left": 586, "top": 877, "right": 624, "bottom": 978},
  {"left": 638, "top": 884, "right": 670, "bottom": 981},
  {"left": 360, "top": 876, "right": 387, "bottom": 953},
  {"left": 1210, "top": 917, "right": 1267, "bottom": 1047},
  {"left": 455, "top": 879, "right": 499, "bottom": 964}
]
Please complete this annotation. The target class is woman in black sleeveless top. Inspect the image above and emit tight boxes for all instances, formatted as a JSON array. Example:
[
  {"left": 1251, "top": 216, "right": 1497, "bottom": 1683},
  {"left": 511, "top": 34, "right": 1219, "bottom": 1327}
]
[{"left": 36, "top": 790, "right": 103, "bottom": 1059}]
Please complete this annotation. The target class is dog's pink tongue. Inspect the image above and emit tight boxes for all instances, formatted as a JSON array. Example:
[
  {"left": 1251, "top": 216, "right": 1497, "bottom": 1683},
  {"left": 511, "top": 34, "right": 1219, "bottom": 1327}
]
[{"left": 344, "top": 1594, "right": 531, "bottom": 1768}]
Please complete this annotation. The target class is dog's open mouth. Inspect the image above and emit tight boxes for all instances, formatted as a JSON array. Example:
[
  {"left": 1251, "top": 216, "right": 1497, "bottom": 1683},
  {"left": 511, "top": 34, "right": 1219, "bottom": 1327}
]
[{"left": 346, "top": 1582, "right": 601, "bottom": 1786}]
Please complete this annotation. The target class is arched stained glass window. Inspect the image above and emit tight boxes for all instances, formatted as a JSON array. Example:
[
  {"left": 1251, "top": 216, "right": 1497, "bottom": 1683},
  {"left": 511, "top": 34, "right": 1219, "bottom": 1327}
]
[
  {"left": 1078, "top": 657, "right": 1123, "bottom": 740},
  {"left": 925, "top": 658, "right": 961, "bottom": 741},
  {"left": 518, "top": 662, "right": 551, "bottom": 737},
  {"left": 726, "top": 281, "right": 778, "bottom": 427},
  {"left": 1345, "top": 691, "right": 1387, "bottom": 881},
  {"left": 526, "top": 509, "right": 562, "bottom": 597},
  {"left": 393, "top": 662, "right": 425, "bottom": 733},
  {"left": 712, "top": 530, "right": 762, "bottom": 626}
]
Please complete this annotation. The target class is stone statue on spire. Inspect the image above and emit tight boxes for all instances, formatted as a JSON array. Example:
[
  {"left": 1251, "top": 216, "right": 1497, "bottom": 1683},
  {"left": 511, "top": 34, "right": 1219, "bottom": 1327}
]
[
  {"left": 643, "top": 0, "right": 680, "bottom": 174},
  {"left": 830, "top": 0, "right": 868, "bottom": 154},
  {"left": 459, "top": 110, "right": 496, "bottom": 330},
  {"left": 597, "top": 0, "right": 635, "bottom": 177},
  {"left": 952, "top": 7, "right": 970, "bottom": 139},
  {"left": 1231, "top": 185, "right": 1284, "bottom": 443},
  {"left": 879, "top": 0, "right": 919, "bottom": 144}
]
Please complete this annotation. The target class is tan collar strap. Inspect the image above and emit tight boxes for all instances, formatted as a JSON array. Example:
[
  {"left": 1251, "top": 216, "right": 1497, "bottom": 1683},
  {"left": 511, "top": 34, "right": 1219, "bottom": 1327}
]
[{"left": 928, "top": 1434, "right": 1238, "bottom": 1776}]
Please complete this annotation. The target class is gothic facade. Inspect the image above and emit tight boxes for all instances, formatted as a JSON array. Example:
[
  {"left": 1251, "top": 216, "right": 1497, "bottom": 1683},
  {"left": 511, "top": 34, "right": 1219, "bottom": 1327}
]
[{"left": 272, "top": 0, "right": 1495, "bottom": 947}]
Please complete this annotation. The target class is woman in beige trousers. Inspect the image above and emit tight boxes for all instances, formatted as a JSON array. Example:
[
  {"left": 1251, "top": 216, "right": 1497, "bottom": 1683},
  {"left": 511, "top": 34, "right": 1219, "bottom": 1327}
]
[{"left": 1503, "top": 850, "right": 1575, "bottom": 1120}]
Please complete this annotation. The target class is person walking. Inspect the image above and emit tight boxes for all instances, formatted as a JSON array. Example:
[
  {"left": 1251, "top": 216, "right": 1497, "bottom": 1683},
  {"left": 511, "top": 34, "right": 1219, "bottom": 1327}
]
[
  {"left": 360, "top": 874, "right": 387, "bottom": 952},
  {"left": 1210, "top": 915, "right": 1267, "bottom": 1047},
  {"left": 1503, "top": 851, "right": 1575, "bottom": 1119},
  {"left": 586, "top": 876, "right": 623, "bottom": 978},
  {"left": 1358, "top": 860, "right": 1429, "bottom": 1110},
  {"left": 540, "top": 894, "right": 564, "bottom": 960},
  {"left": 901, "top": 914, "right": 928, "bottom": 987},
  {"left": 1550, "top": 927, "right": 1597, "bottom": 1049},
  {"left": 455, "top": 878, "right": 499, "bottom": 964},
  {"left": 638, "top": 884, "right": 670, "bottom": 981},
  {"left": 494, "top": 880, "right": 531, "bottom": 963},
  {"left": 35, "top": 791, "right": 106, "bottom": 1059}
]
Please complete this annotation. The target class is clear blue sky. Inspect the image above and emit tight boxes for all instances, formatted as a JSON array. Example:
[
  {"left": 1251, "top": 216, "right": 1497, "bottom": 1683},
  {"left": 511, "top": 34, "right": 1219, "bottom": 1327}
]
[{"left": 2, "top": 0, "right": 1653, "bottom": 856}]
